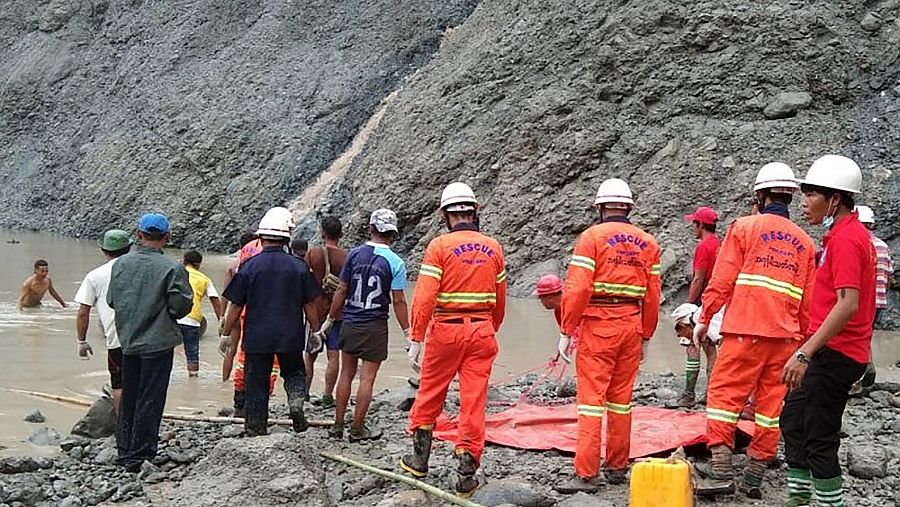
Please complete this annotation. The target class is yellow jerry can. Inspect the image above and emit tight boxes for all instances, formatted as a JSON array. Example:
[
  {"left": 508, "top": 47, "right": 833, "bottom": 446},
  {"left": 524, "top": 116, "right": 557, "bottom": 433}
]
[{"left": 629, "top": 457, "right": 693, "bottom": 507}]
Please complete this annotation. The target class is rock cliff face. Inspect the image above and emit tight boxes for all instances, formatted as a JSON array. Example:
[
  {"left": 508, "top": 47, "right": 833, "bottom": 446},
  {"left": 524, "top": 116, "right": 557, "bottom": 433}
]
[
  {"left": 2, "top": 0, "right": 899, "bottom": 324},
  {"left": 0, "top": 0, "right": 477, "bottom": 248},
  {"left": 311, "top": 0, "right": 900, "bottom": 324}
]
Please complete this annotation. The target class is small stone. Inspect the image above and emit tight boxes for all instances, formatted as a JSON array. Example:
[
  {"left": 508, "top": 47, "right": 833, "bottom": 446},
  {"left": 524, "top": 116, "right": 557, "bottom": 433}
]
[
  {"left": 221, "top": 425, "right": 243, "bottom": 438},
  {"left": 860, "top": 13, "right": 882, "bottom": 32},
  {"left": 93, "top": 448, "right": 117, "bottom": 465},
  {"left": 218, "top": 406, "right": 235, "bottom": 417},
  {"left": 59, "top": 436, "right": 88, "bottom": 452},
  {"left": 722, "top": 156, "right": 736, "bottom": 169},
  {"left": 167, "top": 448, "right": 200, "bottom": 464},
  {"left": 23, "top": 410, "right": 45, "bottom": 423},
  {"left": 470, "top": 477, "right": 552, "bottom": 507},
  {"left": 848, "top": 445, "right": 888, "bottom": 479},
  {"left": 0, "top": 457, "right": 40, "bottom": 474},
  {"left": 889, "top": 393, "right": 900, "bottom": 409},
  {"left": 60, "top": 497, "right": 83, "bottom": 507},
  {"left": 556, "top": 492, "right": 615, "bottom": 507},
  {"left": 763, "top": 92, "right": 813, "bottom": 119},
  {"left": 377, "top": 490, "right": 432, "bottom": 507},
  {"left": 28, "top": 426, "right": 62, "bottom": 446},
  {"left": 138, "top": 461, "right": 160, "bottom": 481},
  {"left": 891, "top": 420, "right": 900, "bottom": 434}
]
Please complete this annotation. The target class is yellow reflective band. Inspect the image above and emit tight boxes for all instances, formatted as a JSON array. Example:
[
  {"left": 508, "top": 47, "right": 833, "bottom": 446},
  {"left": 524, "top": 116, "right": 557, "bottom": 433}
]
[
  {"left": 650, "top": 264, "right": 661, "bottom": 275},
  {"left": 592, "top": 281, "right": 646, "bottom": 298},
  {"left": 606, "top": 402, "right": 632, "bottom": 415},
  {"left": 569, "top": 255, "right": 597, "bottom": 272},
  {"left": 706, "top": 407, "right": 740, "bottom": 424},
  {"left": 496, "top": 270, "right": 507, "bottom": 283},
  {"left": 754, "top": 413, "right": 780, "bottom": 429},
  {"left": 436, "top": 292, "right": 497, "bottom": 304},
  {"left": 419, "top": 264, "right": 443, "bottom": 280},
  {"left": 576, "top": 404, "right": 605, "bottom": 417},
  {"left": 735, "top": 273, "right": 803, "bottom": 301}
]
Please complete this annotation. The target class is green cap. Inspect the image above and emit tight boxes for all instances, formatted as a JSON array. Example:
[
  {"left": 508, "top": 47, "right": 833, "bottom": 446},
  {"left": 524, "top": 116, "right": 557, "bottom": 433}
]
[{"left": 98, "top": 229, "right": 134, "bottom": 251}]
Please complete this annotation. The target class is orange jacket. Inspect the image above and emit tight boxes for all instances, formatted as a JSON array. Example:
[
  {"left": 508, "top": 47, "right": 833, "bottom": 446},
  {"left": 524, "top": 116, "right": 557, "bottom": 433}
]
[
  {"left": 561, "top": 218, "right": 661, "bottom": 339},
  {"left": 698, "top": 212, "right": 816, "bottom": 340},
  {"left": 410, "top": 226, "right": 507, "bottom": 341}
]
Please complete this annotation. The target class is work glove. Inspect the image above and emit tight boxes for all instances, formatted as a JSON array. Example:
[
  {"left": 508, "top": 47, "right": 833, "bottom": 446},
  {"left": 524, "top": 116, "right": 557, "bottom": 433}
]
[
  {"left": 307, "top": 330, "right": 325, "bottom": 355},
  {"left": 76, "top": 340, "right": 93, "bottom": 360},
  {"left": 319, "top": 317, "right": 334, "bottom": 336},
  {"left": 218, "top": 335, "right": 232, "bottom": 358},
  {"left": 407, "top": 340, "right": 422, "bottom": 372},
  {"left": 640, "top": 339, "right": 650, "bottom": 366},
  {"left": 556, "top": 333, "right": 573, "bottom": 363},
  {"left": 693, "top": 322, "right": 709, "bottom": 346}
]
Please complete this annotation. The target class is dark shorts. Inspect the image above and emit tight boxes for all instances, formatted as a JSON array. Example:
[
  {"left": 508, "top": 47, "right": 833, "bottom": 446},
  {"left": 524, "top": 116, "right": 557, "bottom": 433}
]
[
  {"left": 339, "top": 320, "right": 389, "bottom": 363},
  {"left": 108, "top": 347, "right": 123, "bottom": 389},
  {"left": 325, "top": 320, "right": 343, "bottom": 351}
]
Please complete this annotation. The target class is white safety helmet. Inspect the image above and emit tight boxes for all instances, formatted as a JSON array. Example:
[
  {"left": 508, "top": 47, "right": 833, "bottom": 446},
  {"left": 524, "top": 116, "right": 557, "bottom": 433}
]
[
  {"left": 440, "top": 182, "right": 479, "bottom": 212},
  {"left": 594, "top": 178, "right": 635, "bottom": 206},
  {"left": 671, "top": 303, "right": 699, "bottom": 326},
  {"left": 854, "top": 205, "right": 875, "bottom": 225},
  {"left": 801, "top": 155, "right": 862, "bottom": 194},
  {"left": 256, "top": 206, "right": 294, "bottom": 239},
  {"left": 753, "top": 162, "right": 799, "bottom": 193}
]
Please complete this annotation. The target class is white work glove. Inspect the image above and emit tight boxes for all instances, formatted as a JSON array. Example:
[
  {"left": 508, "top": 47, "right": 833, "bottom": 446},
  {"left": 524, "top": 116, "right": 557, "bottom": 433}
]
[
  {"left": 556, "top": 333, "right": 573, "bottom": 363},
  {"left": 693, "top": 322, "right": 709, "bottom": 346},
  {"left": 319, "top": 317, "right": 334, "bottom": 336},
  {"left": 76, "top": 340, "right": 93, "bottom": 360},
  {"left": 407, "top": 340, "right": 422, "bottom": 372},
  {"left": 307, "top": 330, "right": 324, "bottom": 354},
  {"left": 218, "top": 335, "right": 232, "bottom": 358},
  {"left": 640, "top": 339, "right": 649, "bottom": 366}
]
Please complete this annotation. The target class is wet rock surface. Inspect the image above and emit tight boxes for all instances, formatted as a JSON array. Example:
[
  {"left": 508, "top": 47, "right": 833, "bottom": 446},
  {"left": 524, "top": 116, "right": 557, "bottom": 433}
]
[
  {"left": 22, "top": 410, "right": 45, "bottom": 424},
  {"left": 0, "top": 371, "right": 896, "bottom": 506}
]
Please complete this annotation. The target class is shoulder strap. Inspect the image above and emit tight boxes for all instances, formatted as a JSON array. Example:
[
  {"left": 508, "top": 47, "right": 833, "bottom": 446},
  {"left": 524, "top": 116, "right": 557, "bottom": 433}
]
[{"left": 323, "top": 245, "right": 332, "bottom": 275}]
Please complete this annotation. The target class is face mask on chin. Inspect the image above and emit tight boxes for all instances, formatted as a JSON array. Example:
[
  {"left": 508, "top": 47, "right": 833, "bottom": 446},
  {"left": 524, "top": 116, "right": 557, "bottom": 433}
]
[{"left": 821, "top": 196, "right": 838, "bottom": 230}]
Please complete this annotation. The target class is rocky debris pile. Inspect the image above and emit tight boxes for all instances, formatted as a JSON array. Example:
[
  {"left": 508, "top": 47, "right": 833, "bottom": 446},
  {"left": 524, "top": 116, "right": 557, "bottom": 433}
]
[{"left": 1, "top": 372, "right": 898, "bottom": 506}]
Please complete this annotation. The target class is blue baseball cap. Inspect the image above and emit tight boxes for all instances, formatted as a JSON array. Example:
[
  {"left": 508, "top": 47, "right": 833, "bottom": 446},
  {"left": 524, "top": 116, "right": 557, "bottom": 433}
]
[{"left": 138, "top": 213, "right": 170, "bottom": 234}]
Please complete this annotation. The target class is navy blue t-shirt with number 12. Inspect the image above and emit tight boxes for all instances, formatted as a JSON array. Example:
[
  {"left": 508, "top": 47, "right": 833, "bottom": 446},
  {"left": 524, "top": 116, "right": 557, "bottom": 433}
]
[{"left": 340, "top": 242, "right": 407, "bottom": 324}]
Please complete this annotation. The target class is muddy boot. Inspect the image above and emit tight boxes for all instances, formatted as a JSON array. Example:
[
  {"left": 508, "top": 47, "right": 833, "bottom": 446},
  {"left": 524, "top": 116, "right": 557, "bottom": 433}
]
[
  {"left": 317, "top": 393, "right": 336, "bottom": 409},
  {"left": 455, "top": 451, "right": 482, "bottom": 498},
  {"left": 290, "top": 400, "right": 308, "bottom": 433},
  {"left": 233, "top": 390, "right": 246, "bottom": 419},
  {"left": 695, "top": 445, "right": 735, "bottom": 497},
  {"left": 245, "top": 416, "right": 267, "bottom": 437},
  {"left": 786, "top": 467, "right": 812, "bottom": 507},
  {"left": 604, "top": 468, "right": 628, "bottom": 485},
  {"left": 668, "top": 360, "right": 699, "bottom": 408},
  {"left": 328, "top": 423, "right": 344, "bottom": 440},
  {"left": 554, "top": 475, "right": 605, "bottom": 493},
  {"left": 348, "top": 424, "right": 383, "bottom": 443},
  {"left": 667, "top": 391, "right": 696, "bottom": 409},
  {"left": 739, "top": 458, "right": 767, "bottom": 499},
  {"left": 399, "top": 427, "right": 432, "bottom": 478}
]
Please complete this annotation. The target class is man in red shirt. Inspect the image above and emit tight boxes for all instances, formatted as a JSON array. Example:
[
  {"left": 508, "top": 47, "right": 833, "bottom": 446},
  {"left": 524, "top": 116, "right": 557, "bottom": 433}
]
[
  {"left": 781, "top": 155, "right": 875, "bottom": 507},
  {"left": 672, "top": 206, "right": 720, "bottom": 408}
]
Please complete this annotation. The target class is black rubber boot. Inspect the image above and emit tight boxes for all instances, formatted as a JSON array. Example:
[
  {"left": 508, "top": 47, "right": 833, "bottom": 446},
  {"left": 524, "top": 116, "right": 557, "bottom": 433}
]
[
  {"left": 399, "top": 427, "right": 432, "bottom": 478},
  {"left": 455, "top": 451, "right": 481, "bottom": 498},
  {"left": 233, "top": 390, "right": 246, "bottom": 419},
  {"left": 245, "top": 416, "right": 267, "bottom": 437},
  {"left": 289, "top": 399, "right": 308, "bottom": 433}
]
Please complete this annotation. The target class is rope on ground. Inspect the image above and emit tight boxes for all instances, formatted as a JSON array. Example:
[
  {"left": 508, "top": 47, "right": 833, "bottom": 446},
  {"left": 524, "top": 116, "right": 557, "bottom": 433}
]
[
  {"left": 2, "top": 388, "right": 333, "bottom": 427},
  {"left": 320, "top": 452, "right": 486, "bottom": 507}
]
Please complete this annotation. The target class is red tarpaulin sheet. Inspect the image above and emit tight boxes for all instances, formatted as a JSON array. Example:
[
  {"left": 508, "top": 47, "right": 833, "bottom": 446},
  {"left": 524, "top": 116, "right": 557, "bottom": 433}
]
[{"left": 434, "top": 404, "right": 755, "bottom": 458}]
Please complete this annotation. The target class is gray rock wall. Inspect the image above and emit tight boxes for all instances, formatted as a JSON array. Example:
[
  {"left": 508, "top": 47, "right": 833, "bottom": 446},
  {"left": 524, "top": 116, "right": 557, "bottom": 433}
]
[{"left": 316, "top": 0, "right": 900, "bottom": 323}]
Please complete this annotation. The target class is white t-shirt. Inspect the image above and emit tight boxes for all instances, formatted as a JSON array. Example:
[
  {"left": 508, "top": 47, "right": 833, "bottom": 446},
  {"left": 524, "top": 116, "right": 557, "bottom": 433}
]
[
  {"left": 694, "top": 306, "right": 725, "bottom": 344},
  {"left": 176, "top": 281, "right": 219, "bottom": 327},
  {"left": 74, "top": 259, "right": 119, "bottom": 349}
]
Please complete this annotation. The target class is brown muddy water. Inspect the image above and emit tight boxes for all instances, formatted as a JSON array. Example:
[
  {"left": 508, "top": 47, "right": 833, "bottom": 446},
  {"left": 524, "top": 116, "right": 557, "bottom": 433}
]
[{"left": 1, "top": 230, "right": 898, "bottom": 456}]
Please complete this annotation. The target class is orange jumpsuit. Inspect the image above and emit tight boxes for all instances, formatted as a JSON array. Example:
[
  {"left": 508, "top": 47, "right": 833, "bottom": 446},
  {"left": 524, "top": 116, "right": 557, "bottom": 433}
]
[
  {"left": 233, "top": 239, "right": 279, "bottom": 393},
  {"left": 561, "top": 217, "right": 661, "bottom": 477},
  {"left": 407, "top": 224, "right": 507, "bottom": 464},
  {"left": 699, "top": 210, "right": 815, "bottom": 461}
]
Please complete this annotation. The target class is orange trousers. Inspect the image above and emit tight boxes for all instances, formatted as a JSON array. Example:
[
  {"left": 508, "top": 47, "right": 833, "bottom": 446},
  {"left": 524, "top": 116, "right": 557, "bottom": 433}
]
[
  {"left": 706, "top": 335, "right": 797, "bottom": 461},
  {"left": 575, "top": 313, "right": 642, "bottom": 478},
  {"left": 234, "top": 340, "right": 279, "bottom": 393},
  {"left": 408, "top": 317, "right": 498, "bottom": 463}
]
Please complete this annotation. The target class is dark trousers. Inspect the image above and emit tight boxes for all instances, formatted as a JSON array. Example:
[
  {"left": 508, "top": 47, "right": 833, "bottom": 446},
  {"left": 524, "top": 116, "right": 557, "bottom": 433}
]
[
  {"left": 244, "top": 351, "right": 306, "bottom": 433},
  {"left": 117, "top": 349, "right": 174, "bottom": 468},
  {"left": 781, "top": 347, "right": 866, "bottom": 478}
]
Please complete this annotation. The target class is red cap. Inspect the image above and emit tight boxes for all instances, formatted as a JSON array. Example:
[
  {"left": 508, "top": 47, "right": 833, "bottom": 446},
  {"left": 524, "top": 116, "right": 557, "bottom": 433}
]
[
  {"left": 533, "top": 274, "right": 563, "bottom": 296},
  {"left": 684, "top": 206, "right": 718, "bottom": 225}
]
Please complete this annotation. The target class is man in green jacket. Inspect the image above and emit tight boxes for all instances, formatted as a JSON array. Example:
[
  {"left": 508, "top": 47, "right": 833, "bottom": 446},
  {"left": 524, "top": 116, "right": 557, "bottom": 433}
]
[{"left": 107, "top": 212, "right": 193, "bottom": 471}]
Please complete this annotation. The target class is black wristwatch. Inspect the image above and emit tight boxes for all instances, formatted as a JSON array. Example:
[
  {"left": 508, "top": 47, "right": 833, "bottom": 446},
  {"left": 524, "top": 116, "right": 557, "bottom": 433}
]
[{"left": 795, "top": 350, "right": 810, "bottom": 364}]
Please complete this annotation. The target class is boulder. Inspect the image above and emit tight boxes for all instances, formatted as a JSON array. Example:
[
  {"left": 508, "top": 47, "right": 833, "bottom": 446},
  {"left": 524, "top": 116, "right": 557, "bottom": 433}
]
[
  {"left": 763, "top": 92, "right": 813, "bottom": 119},
  {"left": 71, "top": 396, "right": 116, "bottom": 438},
  {"left": 847, "top": 445, "right": 889, "bottom": 479},
  {"left": 471, "top": 477, "right": 553, "bottom": 507},
  {"left": 0, "top": 457, "right": 40, "bottom": 474}
]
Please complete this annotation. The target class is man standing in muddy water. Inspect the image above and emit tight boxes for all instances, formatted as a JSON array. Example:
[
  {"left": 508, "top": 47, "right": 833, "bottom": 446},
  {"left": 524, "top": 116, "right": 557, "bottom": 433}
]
[
  {"left": 401, "top": 183, "right": 507, "bottom": 497},
  {"left": 18, "top": 259, "right": 67, "bottom": 309},
  {"left": 107, "top": 213, "right": 193, "bottom": 472}
]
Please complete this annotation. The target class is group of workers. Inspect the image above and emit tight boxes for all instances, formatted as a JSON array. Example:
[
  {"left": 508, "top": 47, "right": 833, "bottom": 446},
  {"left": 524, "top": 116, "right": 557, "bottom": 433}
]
[{"left": 61, "top": 153, "right": 893, "bottom": 505}]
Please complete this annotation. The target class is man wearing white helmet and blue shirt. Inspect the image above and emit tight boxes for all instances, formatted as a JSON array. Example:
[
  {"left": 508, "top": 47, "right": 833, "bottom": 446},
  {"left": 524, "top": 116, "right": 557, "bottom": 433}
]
[
  {"left": 669, "top": 303, "right": 723, "bottom": 408},
  {"left": 220, "top": 206, "right": 322, "bottom": 436},
  {"left": 780, "top": 155, "right": 876, "bottom": 507},
  {"left": 318, "top": 208, "right": 410, "bottom": 442}
]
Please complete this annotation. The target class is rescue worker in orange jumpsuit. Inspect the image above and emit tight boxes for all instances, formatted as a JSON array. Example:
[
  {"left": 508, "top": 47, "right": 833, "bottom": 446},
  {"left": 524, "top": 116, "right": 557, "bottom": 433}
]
[
  {"left": 694, "top": 162, "right": 817, "bottom": 498},
  {"left": 555, "top": 178, "right": 661, "bottom": 493},
  {"left": 400, "top": 182, "right": 507, "bottom": 497}
]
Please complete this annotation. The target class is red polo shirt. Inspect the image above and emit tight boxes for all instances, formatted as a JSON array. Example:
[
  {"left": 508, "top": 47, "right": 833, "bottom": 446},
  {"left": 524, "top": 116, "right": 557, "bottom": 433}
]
[
  {"left": 692, "top": 233, "right": 720, "bottom": 279},
  {"left": 808, "top": 212, "right": 877, "bottom": 364}
]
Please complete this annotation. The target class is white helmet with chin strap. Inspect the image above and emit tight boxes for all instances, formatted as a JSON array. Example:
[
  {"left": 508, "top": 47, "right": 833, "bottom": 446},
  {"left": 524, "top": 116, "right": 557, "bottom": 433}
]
[
  {"left": 256, "top": 206, "right": 294, "bottom": 239},
  {"left": 594, "top": 178, "right": 634, "bottom": 207},
  {"left": 440, "top": 182, "right": 479, "bottom": 212},
  {"left": 754, "top": 162, "right": 799, "bottom": 193}
]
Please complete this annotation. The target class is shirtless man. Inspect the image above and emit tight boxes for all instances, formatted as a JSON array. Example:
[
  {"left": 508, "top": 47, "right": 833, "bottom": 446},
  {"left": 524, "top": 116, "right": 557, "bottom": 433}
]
[{"left": 19, "top": 259, "right": 67, "bottom": 309}]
